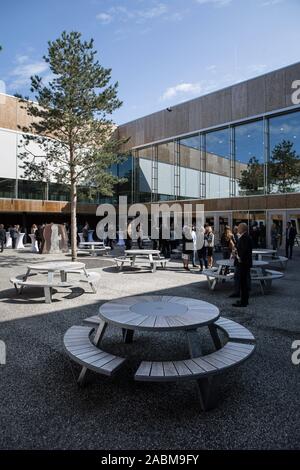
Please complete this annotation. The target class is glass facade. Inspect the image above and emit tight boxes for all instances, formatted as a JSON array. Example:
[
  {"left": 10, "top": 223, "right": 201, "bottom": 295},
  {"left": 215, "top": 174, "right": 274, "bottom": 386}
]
[
  {"left": 178, "top": 135, "right": 202, "bottom": 199},
  {"left": 268, "top": 112, "right": 300, "bottom": 194},
  {"left": 0, "top": 110, "right": 299, "bottom": 205},
  {"left": 18, "top": 180, "right": 46, "bottom": 200},
  {"left": 235, "top": 120, "right": 264, "bottom": 196},
  {"left": 0, "top": 178, "right": 16, "bottom": 198},
  {"left": 205, "top": 128, "right": 231, "bottom": 199},
  {"left": 131, "top": 109, "right": 300, "bottom": 203}
]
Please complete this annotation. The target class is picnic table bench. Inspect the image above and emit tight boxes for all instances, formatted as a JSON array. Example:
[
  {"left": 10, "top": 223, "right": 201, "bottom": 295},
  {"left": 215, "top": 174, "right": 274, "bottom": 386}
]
[
  {"left": 114, "top": 249, "right": 169, "bottom": 273},
  {"left": 114, "top": 255, "right": 169, "bottom": 272},
  {"left": 64, "top": 326, "right": 125, "bottom": 384},
  {"left": 202, "top": 259, "right": 283, "bottom": 294},
  {"left": 10, "top": 274, "right": 73, "bottom": 303},
  {"left": 10, "top": 262, "right": 101, "bottom": 302},
  {"left": 67, "top": 296, "right": 256, "bottom": 411},
  {"left": 134, "top": 313, "right": 255, "bottom": 410}
]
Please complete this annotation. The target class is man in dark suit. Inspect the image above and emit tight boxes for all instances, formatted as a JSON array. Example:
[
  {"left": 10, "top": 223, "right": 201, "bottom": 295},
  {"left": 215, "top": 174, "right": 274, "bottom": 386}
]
[
  {"left": 285, "top": 221, "right": 297, "bottom": 259},
  {"left": 232, "top": 223, "right": 253, "bottom": 308}
]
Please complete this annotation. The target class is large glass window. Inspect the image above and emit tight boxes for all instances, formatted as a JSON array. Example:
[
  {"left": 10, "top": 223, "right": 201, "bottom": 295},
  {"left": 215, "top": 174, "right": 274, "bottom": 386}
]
[
  {"left": 117, "top": 155, "right": 133, "bottom": 203},
  {"left": 49, "top": 183, "right": 70, "bottom": 201},
  {"left": 249, "top": 211, "right": 266, "bottom": 248},
  {"left": 157, "top": 142, "right": 174, "bottom": 201},
  {"left": 178, "top": 135, "right": 201, "bottom": 199},
  {"left": 268, "top": 111, "right": 300, "bottom": 194},
  {"left": 0, "top": 178, "right": 16, "bottom": 198},
  {"left": 18, "top": 180, "right": 46, "bottom": 200},
  {"left": 235, "top": 120, "right": 265, "bottom": 196},
  {"left": 135, "top": 147, "right": 152, "bottom": 202},
  {"left": 205, "top": 128, "right": 230, "bottom": 199}
]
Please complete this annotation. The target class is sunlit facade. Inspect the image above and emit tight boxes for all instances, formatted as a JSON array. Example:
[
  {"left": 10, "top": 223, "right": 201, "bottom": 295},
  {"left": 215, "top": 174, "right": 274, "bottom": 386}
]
[{"left": 0, "top": 62, "right": 300, "bottom": 244}]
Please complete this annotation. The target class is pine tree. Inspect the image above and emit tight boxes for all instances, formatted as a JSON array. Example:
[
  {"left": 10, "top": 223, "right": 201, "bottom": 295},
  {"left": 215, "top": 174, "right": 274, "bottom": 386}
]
[
  {"left": 18, "top": 31, "right": 128, "bottom": 260},
  {"left": 269, "top": 140, "right": 300, "bottom": 193},
  {"left": 239, "top": 156, "right": 264, "bottom": 194}
]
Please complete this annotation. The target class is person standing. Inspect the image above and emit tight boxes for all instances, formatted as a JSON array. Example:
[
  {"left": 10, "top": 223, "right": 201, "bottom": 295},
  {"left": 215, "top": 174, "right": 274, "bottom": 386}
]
[
  {"left": 232, "top": 223, "right": 253, "bottom": 308},
  {"left": 206, "top": 226, "right": 215, "bottom": 268},
  {"left": 191, "top": 224, "right": 198, "bottom": 267},
  {"left": 270, "top": 223, "right": 279, "bottom": 252},
  {"left": 285, "top": 221, "right": 297, "bottom": 259},
  {"left": 82, "top": 222, "right": 89, "bottom": 242},
  {"left": 196, "top": 225, "right": 207, "bottom": 272},
  {"left": 221, "top": 225, "right": 235, "bottom": 259},
  {"left": 36, "top": 224, "right": 45, "bottom": 254},
  {"left": 182, "top": 224, "right": 193, "bottom": 271},
  {"left": 0, "top": 224, "right": 6, "bottom": 252},
  {"left": 136, "top": 223, "right": 143, "bottom": 250},
  {"left": 10, "top": 225, "right": 19, "bottom": 249},
  {"left": 125, "top": 219, "right": 133, "bottom": 250}
]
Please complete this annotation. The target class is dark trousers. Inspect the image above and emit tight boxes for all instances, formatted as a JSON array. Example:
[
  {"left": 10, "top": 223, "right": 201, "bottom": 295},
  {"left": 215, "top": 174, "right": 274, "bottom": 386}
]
[
  {"left": 137, "top": 237, "right": 143, "bottom": 249},
  {"left": 0, "top": 240, "right": 4, "bottom": 252},
  {"left": 234, "top": 264, "right": 251, "bottom": 302},
  {"left": 286, "top": 240, "right": 294, "bottom": 258},
  {"left": 240, "top": 265, "right": 251, "bottom": 305},
  {"left": 12, "top": 238, "right": 17, "bottom": 249},
  {"left": 125, "top": 238, "right": 132, "bottom": 250},
  {"left": 197, "top": 247, "right": 208, "bottom": 269}
]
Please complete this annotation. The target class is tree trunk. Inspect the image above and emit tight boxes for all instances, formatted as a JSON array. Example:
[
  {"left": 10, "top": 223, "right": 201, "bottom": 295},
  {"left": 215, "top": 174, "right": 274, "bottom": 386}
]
[{"left": 70, "top": 180, "right": 77, "bottom": 261}]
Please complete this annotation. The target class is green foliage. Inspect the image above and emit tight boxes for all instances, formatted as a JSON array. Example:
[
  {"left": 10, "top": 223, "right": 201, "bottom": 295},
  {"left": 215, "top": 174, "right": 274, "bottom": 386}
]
[
  {"left": 239, "top": 156, "right": 264, "bottom": 193},
  {"left": 17, "top": 31, "right": 129, "bottom": 259},
  {"left": 268, "top": 139, "right": 300, "bottom": 193},
  {"left": 18, "top": 31, "right": 128, "bottom": 194}
]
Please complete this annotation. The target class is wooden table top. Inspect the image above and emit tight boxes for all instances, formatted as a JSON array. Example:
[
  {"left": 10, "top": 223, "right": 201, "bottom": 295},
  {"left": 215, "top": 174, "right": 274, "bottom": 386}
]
[
  {"left": 216, "top": 259, "right": 268, "bottom": 267},
  {"left": 27, "top": 261, "right": 85, "bottom": 271},
  {"left": 99, "top": 295, "right": 219, "bottom": 331}
]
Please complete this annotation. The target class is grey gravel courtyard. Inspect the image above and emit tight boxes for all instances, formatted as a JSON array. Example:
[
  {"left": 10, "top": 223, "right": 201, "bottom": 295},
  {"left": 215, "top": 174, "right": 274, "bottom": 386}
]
[{"left": 0, "top": 248, "right": 299, "bottom": 450}]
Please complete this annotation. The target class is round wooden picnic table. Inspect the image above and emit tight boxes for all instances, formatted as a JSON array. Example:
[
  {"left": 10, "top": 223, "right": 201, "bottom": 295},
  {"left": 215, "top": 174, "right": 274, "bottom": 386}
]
[
  {"left": 124, "top": 249, "right": 160, "bottom": 255},
  {"left": 97, "top": 295, "right": 220, "bottom": 354},
  {"left": 26, "top": 261, "right": 86, "bottom": 282},
  {"left": 252, "top": 249, "right": 277, "bottom": 260},
  {"left": 123, "top": 249, "right": 162, "bottom": 272},
  {"left": 216, "top": 259, "right": 268, "bottom": 268}
]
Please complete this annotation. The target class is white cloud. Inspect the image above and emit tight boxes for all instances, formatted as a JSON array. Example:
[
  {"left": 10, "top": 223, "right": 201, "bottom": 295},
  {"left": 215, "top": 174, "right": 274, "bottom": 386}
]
[
  {"left": 96, "top": 12, "right": 113, "bottom": 24},
  {"left": 8, "top": 58, "right": 49, "bottom": 91},
  {"left": 261, "top": 0, "right": 284, "bottom": 6},
  {"left": 96, "top": 3, "right": 183, "bottom": 25},
  {"left": 137, "top": 3, "right": 167, "bottom": 20},
  {"left": 247, "top": 63, "right": 268, "bottom": 74},
  {"left": 206, "top": 64, "right": 217, "bottom": 72},
  {"left": 195, "top": 0, "right": 233, "bottom": 6},
  {"left": 161, "top": 82, "right": 203, "bottom": 101}
]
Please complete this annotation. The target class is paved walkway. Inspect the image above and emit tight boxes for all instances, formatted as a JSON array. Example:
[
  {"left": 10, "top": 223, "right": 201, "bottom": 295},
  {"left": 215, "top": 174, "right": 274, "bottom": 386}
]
[{"left": 0, "top": 247, "right": 299, "bottom": 449}]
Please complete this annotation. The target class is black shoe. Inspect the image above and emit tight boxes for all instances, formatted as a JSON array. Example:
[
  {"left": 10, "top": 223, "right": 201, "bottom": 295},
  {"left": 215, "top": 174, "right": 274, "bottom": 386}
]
[
  {"left": 199, "top": 268, "right": 203, "bottom": 272},
  {"left": 192, "top": 264, "right": 198, "bottom": 268},
  {"left": 229, "top": 293, "right": 240, "bottom": 298},
  {"left": 232, "top": 301, "right": 248, "bottom": 307}
]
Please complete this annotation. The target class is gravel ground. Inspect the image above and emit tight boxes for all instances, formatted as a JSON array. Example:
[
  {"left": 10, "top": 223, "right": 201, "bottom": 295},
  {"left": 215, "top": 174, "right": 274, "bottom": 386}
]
[{"left": 0, "top": 247, "right": 299, "bottom": 450}]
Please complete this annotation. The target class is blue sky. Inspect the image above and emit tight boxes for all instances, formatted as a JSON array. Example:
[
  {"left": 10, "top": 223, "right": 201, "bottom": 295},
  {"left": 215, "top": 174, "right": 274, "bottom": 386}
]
[{"left": 1, "top": 0, "right": 300, "bottom": 124}]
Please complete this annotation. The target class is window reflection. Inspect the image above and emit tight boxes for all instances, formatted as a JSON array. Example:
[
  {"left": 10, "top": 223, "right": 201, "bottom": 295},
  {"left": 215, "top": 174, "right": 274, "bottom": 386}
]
[
  {"left": 235, "top": 120, "right": 264, "bottom": 196},
  {"left": 205, "top": 128, "right": 230, "bottom": 199},
  {"left": 157, "top": 142, "right": 174, "bottom": 201},
  {"left": 0, "top": 178, "right": 16, "bottom": 198},
  {"left": 178, "top": 135, "right": 201, "bottom": 199},
  {"left": 268, "top": 111, "right": 300, "bottom": 194}
]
